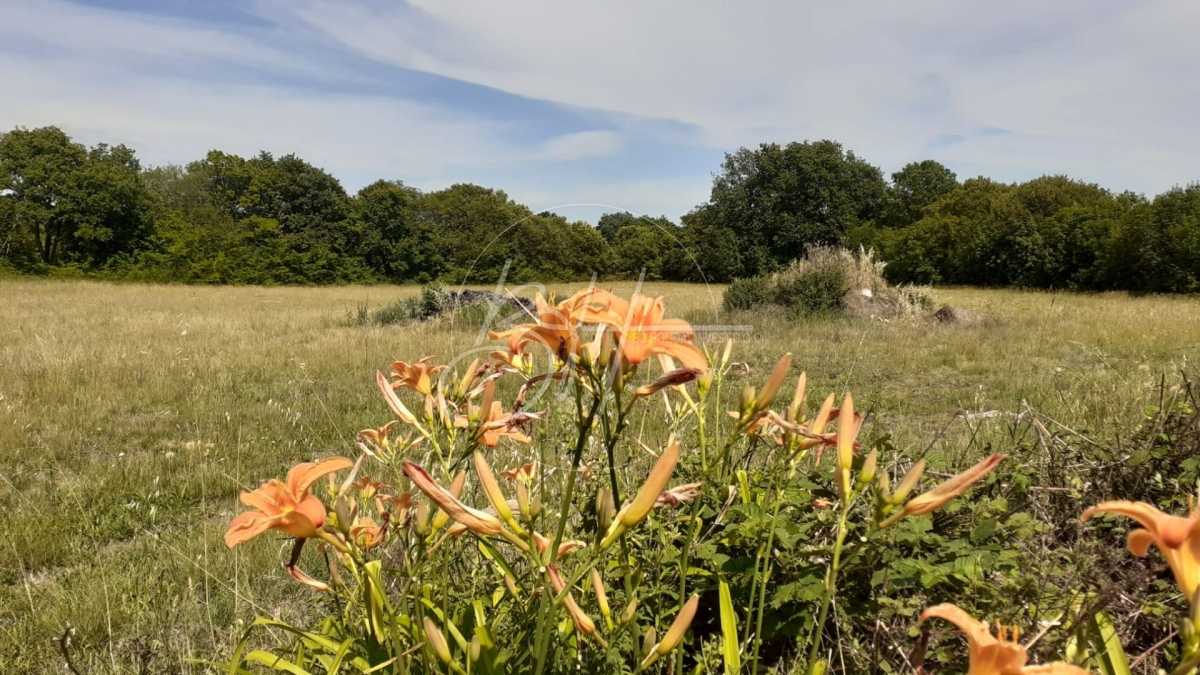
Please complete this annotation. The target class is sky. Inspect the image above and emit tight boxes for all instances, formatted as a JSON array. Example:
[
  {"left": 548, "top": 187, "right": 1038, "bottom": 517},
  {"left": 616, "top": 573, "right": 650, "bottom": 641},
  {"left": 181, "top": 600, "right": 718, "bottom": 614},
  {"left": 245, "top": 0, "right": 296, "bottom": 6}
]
[{"left": 2, "top": 0, "right": 1198, "bottom": 223}]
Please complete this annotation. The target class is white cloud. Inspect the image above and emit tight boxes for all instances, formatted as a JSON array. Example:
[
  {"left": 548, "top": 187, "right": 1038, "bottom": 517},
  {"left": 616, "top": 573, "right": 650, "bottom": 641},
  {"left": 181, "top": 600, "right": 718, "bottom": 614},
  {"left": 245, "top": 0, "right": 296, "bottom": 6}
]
[
  {"left": 288, "top": 0, "right": 1200, "bottom": 194},
  {"left": 538, "top": 131, "right": 623, "bottom": 162},
  {"left": 4, "top": 0, "right": 1198, "bottom": 224}
]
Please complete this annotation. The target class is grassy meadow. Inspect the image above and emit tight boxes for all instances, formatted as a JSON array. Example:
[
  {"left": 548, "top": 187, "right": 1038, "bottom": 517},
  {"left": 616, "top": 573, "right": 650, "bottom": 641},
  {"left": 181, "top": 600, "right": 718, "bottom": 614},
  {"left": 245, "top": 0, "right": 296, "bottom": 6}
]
[{"left": 1, "top": 279, "right": 1199, "bottom": 673}]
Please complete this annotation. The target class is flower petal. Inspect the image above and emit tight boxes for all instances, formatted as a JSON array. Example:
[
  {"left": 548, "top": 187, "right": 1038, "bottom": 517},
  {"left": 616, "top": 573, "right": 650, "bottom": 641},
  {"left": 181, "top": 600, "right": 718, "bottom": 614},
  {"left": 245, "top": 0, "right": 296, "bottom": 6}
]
[{"left": 286, "top": 457, "right": 355, "bottom": 497}]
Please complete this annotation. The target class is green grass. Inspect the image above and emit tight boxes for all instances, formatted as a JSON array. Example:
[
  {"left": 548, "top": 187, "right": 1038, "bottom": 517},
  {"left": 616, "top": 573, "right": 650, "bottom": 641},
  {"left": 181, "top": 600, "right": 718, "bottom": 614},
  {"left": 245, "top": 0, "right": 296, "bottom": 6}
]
[{"left": 1, "top": 279, "right": 1198, "bottom": 672}]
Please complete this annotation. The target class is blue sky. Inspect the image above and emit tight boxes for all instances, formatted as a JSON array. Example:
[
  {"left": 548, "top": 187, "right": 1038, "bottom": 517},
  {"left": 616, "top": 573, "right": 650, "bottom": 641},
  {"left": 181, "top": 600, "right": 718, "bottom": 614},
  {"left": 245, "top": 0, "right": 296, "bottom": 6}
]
[{"left": 2, "top": 0, "right": 1198, "bottom": 223}]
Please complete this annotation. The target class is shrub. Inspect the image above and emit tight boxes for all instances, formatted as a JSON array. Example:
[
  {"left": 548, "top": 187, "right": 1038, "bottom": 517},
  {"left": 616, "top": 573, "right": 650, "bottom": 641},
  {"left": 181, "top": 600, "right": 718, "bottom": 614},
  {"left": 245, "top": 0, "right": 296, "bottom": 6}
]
[
  {"left": 723, "top": 275, "right": 773, "bottom": 311},
  {"left": 721, "top": 246, "right": 933, "bottom": 318},
  {"left": 773, "top": 265, "right": 847, "bottom": 314}
]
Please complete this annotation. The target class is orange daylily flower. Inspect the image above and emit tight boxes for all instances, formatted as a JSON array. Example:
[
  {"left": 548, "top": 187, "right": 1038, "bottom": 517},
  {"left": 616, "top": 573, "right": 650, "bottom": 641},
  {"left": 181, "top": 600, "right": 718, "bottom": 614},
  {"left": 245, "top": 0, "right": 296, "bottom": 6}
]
[
  {"left": 920, "top": 603, "right": 1091, "bottom": 675},
  {"left": 457, "top": 401, "right": 535, "bottom": 447},
  {"left": 350, "top": 516, "right": 385, "bottom": 549},
  {"left": 500, "top": 462, "right": 537, "bottom": 482},
  {"left": 590, "top": 293, "right": 708, "bottom": 372},
  {"left": 491, "top": 349, "right": 533, "bottom": 375},
  {"left": 357, "top": 421, "right": 398, "bottom": 450},
  {"left": 351, "top": 475, "right": 392, "bottom": 500},
  {"left": 225, "top": 457, "right": 354, "bottom": 548},
  {"left": 488, "top": 290, "right": 595, "bottom": 363},
  {"left": 1081, "top": 500, "right": 1200, "bottom": 605},
  {"left": 390, "top": 356, "right": 445, "bottom": 396}
]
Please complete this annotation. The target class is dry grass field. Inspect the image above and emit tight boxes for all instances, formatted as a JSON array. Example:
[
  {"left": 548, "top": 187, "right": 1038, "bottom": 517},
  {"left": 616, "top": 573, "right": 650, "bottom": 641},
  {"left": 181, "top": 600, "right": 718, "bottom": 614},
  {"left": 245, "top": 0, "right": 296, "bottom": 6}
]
[{"left": 1, "top": 279, "right": 1198, "bottom": 673}]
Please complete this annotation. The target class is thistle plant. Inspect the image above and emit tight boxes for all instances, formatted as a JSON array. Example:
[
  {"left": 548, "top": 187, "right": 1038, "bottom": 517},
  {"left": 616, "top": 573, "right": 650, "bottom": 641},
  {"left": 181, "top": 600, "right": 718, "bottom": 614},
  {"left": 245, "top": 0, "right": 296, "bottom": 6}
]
[{"left": 214, "top": 285, "right": 1196, "bottom": 674}]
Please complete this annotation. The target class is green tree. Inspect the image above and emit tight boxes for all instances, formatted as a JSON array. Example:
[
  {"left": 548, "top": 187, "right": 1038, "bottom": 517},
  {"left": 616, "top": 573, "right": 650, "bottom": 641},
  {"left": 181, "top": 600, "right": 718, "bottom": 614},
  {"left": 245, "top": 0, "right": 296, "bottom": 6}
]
[
  {"left": 0, "top": 126, "right": 153, "bottom": 269},
  {"left": 692, "top": 140, "right": 887, "bottom": 277},
  {"left": 881, "top": 160, "right": 959, "bottom": 229},
  {"left": 349, "top": 179, "right": 422, "bottom": 282}
]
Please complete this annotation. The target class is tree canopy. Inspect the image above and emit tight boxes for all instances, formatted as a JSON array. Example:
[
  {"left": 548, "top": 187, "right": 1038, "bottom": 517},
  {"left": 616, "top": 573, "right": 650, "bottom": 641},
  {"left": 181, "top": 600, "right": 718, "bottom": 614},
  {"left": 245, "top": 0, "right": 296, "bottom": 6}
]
[{"left": 2, "top": 125, "right": 1198, "bottom": 293}]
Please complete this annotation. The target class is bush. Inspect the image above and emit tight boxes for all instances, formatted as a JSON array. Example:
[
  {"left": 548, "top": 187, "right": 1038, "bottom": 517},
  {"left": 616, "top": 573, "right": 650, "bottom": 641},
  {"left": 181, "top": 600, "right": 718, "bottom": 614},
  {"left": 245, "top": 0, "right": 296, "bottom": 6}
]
[
  {"left": 723, "top": 275, "right": 773, "bottom": 311},
  {"left": 370, "top": 285, "right": 448, "bottom": 326},
  {"left": 721, "top": 247, "right": 926, "bottom": 317},
  {"left": 774, "top": 266, "right": 847, "bottom": 314}
]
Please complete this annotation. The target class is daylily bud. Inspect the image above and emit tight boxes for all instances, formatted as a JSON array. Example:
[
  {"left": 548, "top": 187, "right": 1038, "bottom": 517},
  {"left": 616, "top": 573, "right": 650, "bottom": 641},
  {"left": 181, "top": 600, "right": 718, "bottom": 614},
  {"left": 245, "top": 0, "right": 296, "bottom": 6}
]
[
  {"left": 505, "top": 575, "right": 519, "bottom": 600},
  {"left": 657, "top": 595, "right": 699, "bottom": 655},
  {"left": 424, "top": 616, "right": 452, "bottom": 664},
  {"left": 431, "top": 471, "right": 467, "bottom": 532},
  {"left": 415, "top": 500, "right": 429, "bottom": 536},
  {"left": 836, "top": 393, "right": 855, "bottom": 498},
  {"left": 900, "top": 454, "right": 1004, "bottom": 517},
  {"left": 475, "top": 451, "right": 524, "bottom": 534},
  {"left": 598, "top": 328, "right": 614, "bottom": 369},
  {"left": 547, "top": 565, "right": 605, "bottom": 646},
  {"left": 591, "top": 569, "right": 613, "bottom": 630},
  {"left": 469, "top": 634, "right": 481, "bottom": 664},
  {"left": 877, "top": 467, "right": 891, "bottom": 498},
  {"left": 516, "top": 480, "right": 530, "bottom": 520},
  {"left": 404, "top": 461, "right": 504, "bottom": 537},
  {"left": 480, "top": 379, "right": 495, "bottom": 423},
  {"left": 530, "top": 494, "right": 543, "bottom": 517},
  {"left": 641, "top": 627, "right": 657, "bottom": 658},
  {"left": 858, "top": 449, "right": 878, "bottom": 488},
  {"left": 638, "top": 595, "right": 699, "bottom": 671},
  {"left": 602, "top": 441, "right": 680, "bottom": 549},
  {"left": 787, "top": 371, "right": 808, "bottom": 422},
  {"left": 620, "top": 598, "right": 639, "bottom": 625},
  {"left": 753, "top": 353, "right": 791, "bottom": 414},
  {"left": 596, "top": 487, "right": 615, "bottom": 531},
  {"left": 740, "top": 385, "right": 756, "bottom": 417},
  {"left": 890, "top": 460, "right": 926, "bottom": 504},
  {"left": 635, "top": 367, "right": 701, "bottom": 398},
  {"left": 333, "top": 496, "right": 353, "bottom": 535}
]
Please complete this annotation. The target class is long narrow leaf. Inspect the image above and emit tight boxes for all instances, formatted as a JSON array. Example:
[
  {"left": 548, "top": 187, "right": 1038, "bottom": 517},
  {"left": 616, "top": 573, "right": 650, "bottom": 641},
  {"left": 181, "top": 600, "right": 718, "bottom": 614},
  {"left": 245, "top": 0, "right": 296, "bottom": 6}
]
[
  {"left": 719, "top": 579, "right": 742, "bottom": 674},
  {"left": 1089, "top": 610, "right": 1131, "bottom": 675},
  {"left": 244, "top": 650, "right": 315, "bottom": 675}
]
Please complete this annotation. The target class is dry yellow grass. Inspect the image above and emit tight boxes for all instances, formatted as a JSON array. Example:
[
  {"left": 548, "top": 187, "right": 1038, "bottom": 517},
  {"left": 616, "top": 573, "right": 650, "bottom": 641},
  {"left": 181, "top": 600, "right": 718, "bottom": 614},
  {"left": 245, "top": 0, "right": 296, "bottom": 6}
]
[{"left": 1, "top": 279, "right": 1197, "bottom": 672}]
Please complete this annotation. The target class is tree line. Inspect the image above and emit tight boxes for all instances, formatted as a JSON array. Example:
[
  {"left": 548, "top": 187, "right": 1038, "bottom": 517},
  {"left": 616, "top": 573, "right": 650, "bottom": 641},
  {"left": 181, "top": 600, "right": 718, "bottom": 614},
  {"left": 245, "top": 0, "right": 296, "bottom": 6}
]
[{"left": 2, "top": 126, "right": 1198, "bottom": 291}]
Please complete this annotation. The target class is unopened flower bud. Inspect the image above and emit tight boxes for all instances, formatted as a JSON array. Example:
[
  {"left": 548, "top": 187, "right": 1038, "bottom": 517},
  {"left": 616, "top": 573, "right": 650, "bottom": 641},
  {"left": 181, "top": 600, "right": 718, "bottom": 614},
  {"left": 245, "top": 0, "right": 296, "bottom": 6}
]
[
  {"left": 596, "top": 487, "right": 615, "bottom": 531},
  {"left": 620, "top": 598, "right": 639, "bottom": 624},
  {"left": 415, "top": 500, "right": 429, "bottom": 536},
  {"left": 423, "top": 617, "right": 452, "bottom": 664},
  {"left": 857, "top": 449, "right": 878, "bottom": 488},
  {"left": 641, "top": 627, "right": 657, "bottom": 658}
]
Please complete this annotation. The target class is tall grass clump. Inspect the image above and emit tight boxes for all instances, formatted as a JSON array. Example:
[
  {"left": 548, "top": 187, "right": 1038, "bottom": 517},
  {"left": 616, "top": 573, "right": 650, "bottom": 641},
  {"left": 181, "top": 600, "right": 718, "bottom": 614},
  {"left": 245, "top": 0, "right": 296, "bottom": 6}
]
[{"left": 725, "top": 246, "right": 933, "bottom": 319}]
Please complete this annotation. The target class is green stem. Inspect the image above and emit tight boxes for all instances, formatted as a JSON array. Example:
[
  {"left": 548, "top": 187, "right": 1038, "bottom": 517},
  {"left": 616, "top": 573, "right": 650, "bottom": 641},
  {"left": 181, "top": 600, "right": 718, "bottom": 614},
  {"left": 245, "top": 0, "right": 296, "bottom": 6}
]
[
  {"left": 807, "top": 501, "right": 852, "bottom": 670},
  {"left": 751, "top": 476, "right": 790, "bottom": 673},
  {"left": 533, "top": 385, "right": 602, "bottom": 675}
]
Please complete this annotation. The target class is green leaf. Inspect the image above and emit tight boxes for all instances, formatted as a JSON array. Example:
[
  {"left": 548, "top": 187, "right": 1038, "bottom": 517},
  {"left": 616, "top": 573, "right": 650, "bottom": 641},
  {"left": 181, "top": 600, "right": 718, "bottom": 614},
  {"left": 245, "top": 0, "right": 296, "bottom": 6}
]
[
  {"left": 719, "top": 579, "right": 741, "bottom": 674},
  {"left": 1088, "top": 610, "right": 1131, "bottom": 675},
  {"left": 243, "top": 650, "right": 315, "bottom": 675}
]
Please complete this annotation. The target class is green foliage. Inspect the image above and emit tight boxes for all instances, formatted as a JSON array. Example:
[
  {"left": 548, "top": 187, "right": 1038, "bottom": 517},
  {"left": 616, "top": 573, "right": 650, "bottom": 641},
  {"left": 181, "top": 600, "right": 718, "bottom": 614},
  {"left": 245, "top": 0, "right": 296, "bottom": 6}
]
[
  {"left": 773, "top": 266, "right": 846, "bottom": 314},
  {"left": 5, "top": 125, "right": 1200, "bottom": 293},
  {"left": 370, "top": 285, "right": 448, "bottom": 325},
  {"left": 693, "top": 140, "right": 888, "bottom": 278},
  {"left": 723, "top": 276, "right": 773, "bottom": 311}
]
